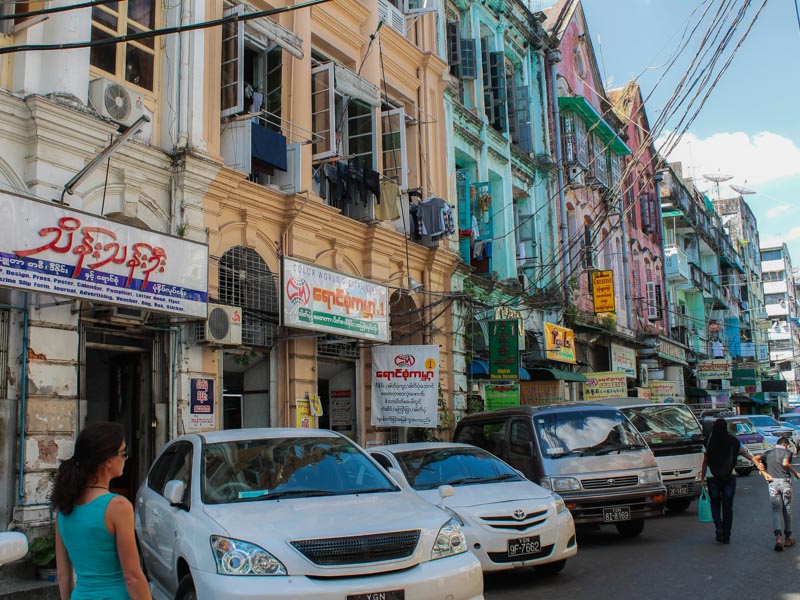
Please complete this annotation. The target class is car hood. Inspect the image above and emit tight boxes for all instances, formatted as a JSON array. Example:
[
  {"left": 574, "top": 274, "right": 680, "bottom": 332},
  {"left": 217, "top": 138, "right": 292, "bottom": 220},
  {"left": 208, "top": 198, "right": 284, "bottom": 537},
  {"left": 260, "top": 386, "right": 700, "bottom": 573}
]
[
  {"left": 413, "top": 480, "right": 552, "bottom": 508},
  {"left": 542, "top": 449, "right": 657, "bottom": 476},
  {"left": 204, "top": 490, "right": 448, "bottom": 542}
]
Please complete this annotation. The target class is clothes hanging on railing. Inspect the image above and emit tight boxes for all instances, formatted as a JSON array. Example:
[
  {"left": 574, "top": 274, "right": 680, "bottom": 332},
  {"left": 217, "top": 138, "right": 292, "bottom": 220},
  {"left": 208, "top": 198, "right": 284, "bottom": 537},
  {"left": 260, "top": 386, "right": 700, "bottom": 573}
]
[
  {"left": 409, "top": 196, "right": 455, "bottom": 248},
  {"left": 376, "top": 181, "right": 401, "bottom": 221}
]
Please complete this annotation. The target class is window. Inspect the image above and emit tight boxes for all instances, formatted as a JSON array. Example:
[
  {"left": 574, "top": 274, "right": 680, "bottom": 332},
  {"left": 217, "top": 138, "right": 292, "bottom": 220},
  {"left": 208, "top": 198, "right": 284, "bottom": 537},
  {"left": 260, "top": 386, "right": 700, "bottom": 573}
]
[
  {"left": 148, "top": 442, "right": 193, "bottom": 507},
  {"left": 562, "top": 113, "right": 588, "bottom": 166},
  {"left": 381, "top": 107, "right": 408, "bottom": 189},
  {"left": 646, "top": 280, "right": 662, "bottom": 320},
  {"left": 761, "top": 249, "right": 782, "bottom": 262},
  {"left": 480, "top": 40, "right": 505, "bottom": 131},
  {"left": 505, "top": 64, "right": 532, "bottom": 153},
  {"left": 91, "top": 0, "right": 157, "bottom": 91}
]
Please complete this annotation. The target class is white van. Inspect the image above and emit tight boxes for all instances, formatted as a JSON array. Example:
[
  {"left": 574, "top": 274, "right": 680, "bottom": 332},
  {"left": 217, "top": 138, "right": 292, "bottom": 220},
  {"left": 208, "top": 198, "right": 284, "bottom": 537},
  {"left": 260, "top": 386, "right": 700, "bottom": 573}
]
[{"left": 594, "top": 399, "right": 705, "bottom": 513}]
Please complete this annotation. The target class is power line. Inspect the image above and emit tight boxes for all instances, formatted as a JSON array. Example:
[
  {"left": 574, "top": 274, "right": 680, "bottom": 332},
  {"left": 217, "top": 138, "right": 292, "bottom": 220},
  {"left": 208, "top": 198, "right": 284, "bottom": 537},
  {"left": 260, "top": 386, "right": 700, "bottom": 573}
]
[{"left": 0, "top": 0, "right": 117, "bottom": 20}]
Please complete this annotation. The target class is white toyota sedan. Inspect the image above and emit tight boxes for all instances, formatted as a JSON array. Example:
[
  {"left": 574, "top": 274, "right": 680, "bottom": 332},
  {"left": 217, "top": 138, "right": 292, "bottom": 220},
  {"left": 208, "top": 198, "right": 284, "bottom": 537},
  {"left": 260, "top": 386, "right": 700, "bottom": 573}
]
[
  {"left": 135, "top": 429, "right": 483, "bottom": 600},
  {"left": 370, "top": 443, "right": 577, "bottom": 574}
]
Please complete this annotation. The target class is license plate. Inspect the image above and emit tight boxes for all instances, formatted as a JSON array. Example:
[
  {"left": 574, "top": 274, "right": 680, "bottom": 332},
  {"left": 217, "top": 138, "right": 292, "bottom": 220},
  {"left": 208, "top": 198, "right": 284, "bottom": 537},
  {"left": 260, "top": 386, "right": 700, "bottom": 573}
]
[
  {"left": 603, "top": 506, "right": 631, "bottom": 522},
  {"left": 667, "top": 483, "right": 689, "bottom": 497},
  {"left": 347, "top": 592, "right": 404, "bottom": 600},
  {"left": 507, "top": 535, "right": 542, "bottom": 558}
]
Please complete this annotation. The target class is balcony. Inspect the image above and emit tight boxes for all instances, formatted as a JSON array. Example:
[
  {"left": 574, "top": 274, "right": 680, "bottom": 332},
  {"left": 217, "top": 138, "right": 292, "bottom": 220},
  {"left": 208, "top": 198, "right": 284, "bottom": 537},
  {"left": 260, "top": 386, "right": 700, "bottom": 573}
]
[{"left": 665, "top": 245, "right": 689, "bottom": 283}]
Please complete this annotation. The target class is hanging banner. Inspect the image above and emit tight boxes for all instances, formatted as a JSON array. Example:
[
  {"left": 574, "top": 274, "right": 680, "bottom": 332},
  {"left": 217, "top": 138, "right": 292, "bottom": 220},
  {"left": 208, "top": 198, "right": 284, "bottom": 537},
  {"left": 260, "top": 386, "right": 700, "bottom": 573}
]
[
  {"left": 520, "top": 380, "right": 567, "bottom": 405},
  {"left": 583, "top": 371, "right": 628, "bottom": 400},
  {"left": 489, "top": 319, "right": 519, "bottom": 380},
  {"left": 611, "top": 343, "right": 637, "bottom": 378},
  {"left": 0, "top": 192, "right": 208, "bottom": 317},
  {"left": 697, "top": 359, "right": 732, "bottom": 380},
  {"left": 591, "top": 270, "right": 615, "bottom": 313},
  {"left": 371, "top": 345, "right": 439, "bottom": 427},
  {"left": 295, "top": 399, "right": 314, "bottom": 428},
  {"left": 282, "top": 257, "right": 389, "bottom": 342},
  {"left": 189, "top": 378, "right": 215, "bottom": 429},
  {"left": 757, "top": 344, "right": 769, "bottom": 362},
  {"left": 648, "top": 381, "right": 678, "bottom": 403},
  {"left": 494, "top": 306, "right": 526, "bottom": 350},
  {"left": 544, "top": 322, "right": 576, "bottom": 364},
  {"left": 330, "top": 390, "right": 354, "bottom": 432},
  {"left": 485, "top": 384, "right": 520, "bottom": 410}
]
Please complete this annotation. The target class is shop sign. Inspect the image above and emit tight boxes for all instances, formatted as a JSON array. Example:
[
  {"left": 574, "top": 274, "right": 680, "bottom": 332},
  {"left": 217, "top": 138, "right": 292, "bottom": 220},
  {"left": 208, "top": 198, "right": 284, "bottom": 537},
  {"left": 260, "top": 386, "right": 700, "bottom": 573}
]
[
  {"left": 757, "top": 344, "right": 769, "bottom": 361},
  {"left": 657, "top": 338, "right": 687, "bottom": 365},
  {"left": 371, "top": 345, "right": 439, "bottom": 428},
  {"left": 189, "top": 378, "right": 215, "bottom": 429},
  {"left": 330, "top": 389, "right": 353, "bottom": 431},
  {"left": 520, "top": 381, "right": 566, "bottom": 405},
  {"left": 648, "top": 381, "right": 677, "bottom": 403},
  {"left": 282, "top": 257, "right": 389, "bottom": 342},
  {"left": 485, "top": 384, "right": 520, "bottom": 410},
  {"left": 611, "top": 343, "right": 637, "bottom": 378},
  {"left": 635, "top": 387, "right": 651, "bottom": 400},
  {"left": 494, "top": 306, "right": 525, "bottom": 350},
  {"left": 544, "top": 322, "right": 576, "bottom": 364},
  {"left": 740, "top": 342, "right": 755, "bottom": 357},
  {"left": 591, "top": 270, "right": 615, "bottom": 313},
  {"left": 489, "top": 319, "right": 519, "bottom": 380},
  {"left": 583, "top": 371, "right": 628, "bottom": 400},
  {"left": 295, "top": 399, "right": 314, "bottom": 428},
  {"left": 0, "top": 192, "right": 208, "bottom": 317},
  {"left": 697, "top": 359, "right": 732, "bottom": 379}
]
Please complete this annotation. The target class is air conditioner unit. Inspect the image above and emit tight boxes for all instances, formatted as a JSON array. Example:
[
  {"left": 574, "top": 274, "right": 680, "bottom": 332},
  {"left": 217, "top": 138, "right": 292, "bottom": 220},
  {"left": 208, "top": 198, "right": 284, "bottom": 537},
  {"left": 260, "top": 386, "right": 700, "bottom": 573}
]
[
  {"left": 88, "top": 78, "right": 147, "bottom": 127},
  {"left": 567, "top": 165, "right": 585, "bottom": 188},
  {"left": 200, "top": 304, "right": 243, "bottom": 346}
]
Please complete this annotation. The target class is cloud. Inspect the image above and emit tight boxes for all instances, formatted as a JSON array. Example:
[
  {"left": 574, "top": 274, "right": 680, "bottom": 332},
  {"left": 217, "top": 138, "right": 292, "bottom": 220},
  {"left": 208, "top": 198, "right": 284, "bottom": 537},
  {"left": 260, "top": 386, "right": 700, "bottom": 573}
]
[
  {"left": 760, "top": 227, "right": 800, "bottom": 248},
  {"left": 766, "top": 205, "right": 792, "bottom": 219},
  {"left": 656, "top": 131, "right": 800, "bottom": 195}
]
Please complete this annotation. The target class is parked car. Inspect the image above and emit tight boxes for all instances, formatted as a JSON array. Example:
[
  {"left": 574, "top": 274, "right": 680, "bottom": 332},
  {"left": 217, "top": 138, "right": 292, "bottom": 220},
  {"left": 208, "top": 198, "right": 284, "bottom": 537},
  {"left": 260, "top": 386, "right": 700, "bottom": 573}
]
[
  {"left": 780, "top": 413, "right": 800, "bottom": 428},
  {"left": 369, "top": 442, "right": 577, "bottom": 575},
  {"left": 744, "top": 414, "right": 798, "bottom": 451},
  {"left": 453, "top": 405, "right": 666, "bottom": 537},
  {"left": 701, "top": 416, "right": 767, "bottom": 476},
  {"left": 592, "top": 399, "right": 704, "bottom": 513},
  {"left": 135, "top": 429, "right": 484, "bottom": 600},
  {"left": 0, "top": 532, "right": 27, "bottom": 566}
]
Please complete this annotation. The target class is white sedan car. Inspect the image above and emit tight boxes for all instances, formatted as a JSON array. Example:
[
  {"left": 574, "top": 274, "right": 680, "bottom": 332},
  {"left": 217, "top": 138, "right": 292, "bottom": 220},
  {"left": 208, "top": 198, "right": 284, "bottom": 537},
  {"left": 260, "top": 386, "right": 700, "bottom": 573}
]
[
  {"left": 370, "top": 443, "right": 577, "bottom": 575},
  {"left": 135, "top": 429, "right": 483, "bottom": 600}
]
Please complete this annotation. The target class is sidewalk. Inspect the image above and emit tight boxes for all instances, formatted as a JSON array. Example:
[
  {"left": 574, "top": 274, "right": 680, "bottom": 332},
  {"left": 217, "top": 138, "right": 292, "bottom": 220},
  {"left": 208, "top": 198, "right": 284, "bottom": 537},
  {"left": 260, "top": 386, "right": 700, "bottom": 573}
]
[{"left": 0, "top": 560, "right": 58, "bottom": 600}]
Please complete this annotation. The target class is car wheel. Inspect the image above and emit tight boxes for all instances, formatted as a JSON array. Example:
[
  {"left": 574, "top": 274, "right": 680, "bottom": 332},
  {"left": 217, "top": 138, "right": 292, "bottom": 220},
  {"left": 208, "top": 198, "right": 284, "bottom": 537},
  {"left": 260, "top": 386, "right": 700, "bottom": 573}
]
[
  {"left": 665, "top": 499, "right": 692, "bottom": 513},
  {"left": 735, "top": 467, "right": 752, "bottom": 477},
  {"left": 534, "top": 559, "right": 566, "bottom": 575},
  {"left": 615, "top": 519, "right": 645, "bottom": 538},
  {"left": 176, "top": 574, "right": 197, "bottom": 600}
]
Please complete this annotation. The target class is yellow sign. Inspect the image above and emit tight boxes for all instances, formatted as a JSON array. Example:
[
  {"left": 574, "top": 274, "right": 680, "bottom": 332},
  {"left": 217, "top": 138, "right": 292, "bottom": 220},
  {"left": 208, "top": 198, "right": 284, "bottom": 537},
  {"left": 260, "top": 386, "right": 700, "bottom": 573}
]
[
  {"left": 591, "top": 270, "right": 615, "bottom": 314},
  {"left": 296, "top": 399, "right": 314, "bottom": 428},
  {"left": 583, "top": 371, "right": 628, "bottom": 400},
  {"left": 544, "top": 322, "right": 576, "bottom": 364}
]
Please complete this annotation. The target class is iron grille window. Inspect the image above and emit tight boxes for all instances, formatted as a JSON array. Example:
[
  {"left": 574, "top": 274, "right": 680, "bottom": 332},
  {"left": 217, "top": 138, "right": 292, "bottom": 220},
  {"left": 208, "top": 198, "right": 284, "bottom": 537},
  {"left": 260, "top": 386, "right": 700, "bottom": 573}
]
[
  {"left": 218, "top": 246, "right": 279, "bottom": 347},
  {"left": 316, "top": 335, "right": 360, "bottom": 359}
]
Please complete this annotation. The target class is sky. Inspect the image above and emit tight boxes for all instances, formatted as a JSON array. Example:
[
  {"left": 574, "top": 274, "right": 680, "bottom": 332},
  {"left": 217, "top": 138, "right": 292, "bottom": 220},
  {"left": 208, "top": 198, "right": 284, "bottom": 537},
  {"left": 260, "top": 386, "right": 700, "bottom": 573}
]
[{"left": 549, "top": 0, "right": 800, "bottom": 260}]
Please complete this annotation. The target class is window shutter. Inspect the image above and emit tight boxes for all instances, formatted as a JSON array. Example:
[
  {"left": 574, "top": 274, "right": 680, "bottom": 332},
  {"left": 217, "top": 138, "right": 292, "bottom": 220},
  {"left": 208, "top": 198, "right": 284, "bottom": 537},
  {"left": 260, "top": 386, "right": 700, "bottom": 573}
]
[
  {"left": 381, "top": 107, "right": 408, "bottom": 190},
  {"left": 640, "top": 193, "right": 651, "bottom": 232},
  {"left": 311, "top": 63, "right": 336, "bottom": 160},
  {"left": 487, "top": 51, "right": 506, "bottom": 131},
  {"left": 562, "top": 114, "right": 575, "bottom": 163},
  {"left": 506, "top": 74, "right": 518, "bottom": 142},
  {"left": 646, "top": 281, "right": 658, "bottom": 320},
  {"left": 459, "top": 39, "right": 477, "bottom": 79},
  {"left": 654, "top": 283, "right": 663, "bottom": 319},
  {"left": 404, "top": 0, "right": 438, "bottom": 14},
  {"left": 574, "top": 118, "right": 588, "bottom": 166},
  {"left": 514, "top": 85, "right": 533, "bottom": 153},
  {"left": 221, "top": 6, "right": 245, "bottom": 118},
  {"left": 265, "top": 47, "right": 282, "bottom": 131},
  {"left": 447, "top": 21, "right": 461, "bottom": 66}
]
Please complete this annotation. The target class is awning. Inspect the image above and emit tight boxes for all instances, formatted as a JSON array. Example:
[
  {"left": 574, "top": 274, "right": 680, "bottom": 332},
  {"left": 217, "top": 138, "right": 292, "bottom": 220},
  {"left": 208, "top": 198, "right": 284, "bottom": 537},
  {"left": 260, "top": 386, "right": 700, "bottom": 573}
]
[
  {"left": 731, "top": 368, "right": 757, "bottom": 387},
  {"left": 519, "top": 367, "right": 531, "bottom": 381},
  {"left": 686, "top": 387, "right": 711, "bottom": 397},
  {"left": 662, "top": 210, "right": 683, "bottom": 218},
  {"left": 732, "top": 394, "right": 763, "bottom": 405},
  {"left": 751, "top": 393, "right": 769, "bottom": 405},
  {"left": 528, "top": 368, "right": 588, "bottom": 383},
  {"left": 467, "top": 359, "right": 489, "bottom": 377},
  {"left": 558, "top": 96, "right": 632, "bottom": 156}
]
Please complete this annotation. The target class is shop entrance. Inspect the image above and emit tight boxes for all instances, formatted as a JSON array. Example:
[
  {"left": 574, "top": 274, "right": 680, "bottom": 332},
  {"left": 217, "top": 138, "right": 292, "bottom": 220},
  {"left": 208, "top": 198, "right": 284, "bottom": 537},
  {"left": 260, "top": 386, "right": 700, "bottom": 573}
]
[
  {"left": 83, "top": 328, "right": 157, "bottom": 502},
  {"left": 222, "top": 350, "right": 272, "bottom": 429},
  {"left": 317, "top": 359, "right": 357, "bottom": 440}
]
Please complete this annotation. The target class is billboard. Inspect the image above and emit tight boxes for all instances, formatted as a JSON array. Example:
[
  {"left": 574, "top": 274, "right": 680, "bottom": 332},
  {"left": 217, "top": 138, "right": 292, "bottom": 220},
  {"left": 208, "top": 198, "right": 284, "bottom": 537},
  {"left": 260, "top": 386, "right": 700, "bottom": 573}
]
[
  {"left": 544, "top": 322, "right": 576, "bottom": 364},
  {"left": 371, "top": 345, "right": 439, "bottom": 427}
]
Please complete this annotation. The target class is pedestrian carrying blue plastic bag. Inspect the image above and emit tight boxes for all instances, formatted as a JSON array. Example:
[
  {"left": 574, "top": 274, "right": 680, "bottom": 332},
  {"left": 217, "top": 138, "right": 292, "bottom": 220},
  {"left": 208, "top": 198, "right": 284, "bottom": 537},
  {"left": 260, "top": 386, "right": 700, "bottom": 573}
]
[{"left": 698, "top": 486, "right": 713, "bottom": 523}]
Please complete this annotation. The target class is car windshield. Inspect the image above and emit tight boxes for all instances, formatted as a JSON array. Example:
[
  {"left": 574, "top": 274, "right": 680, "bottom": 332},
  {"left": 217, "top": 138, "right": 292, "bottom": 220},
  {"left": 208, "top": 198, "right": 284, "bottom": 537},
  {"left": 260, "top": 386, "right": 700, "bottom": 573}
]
[
  {"left": 782, "top": 415, "right": 800, "bottom": 426},
  {"left": 201, "top": 436, "right": 397, "bottom": 504},
  {"left": 748, "top": 415, "right": 780, "bottom": 428},
  {"left": 727, "top": 420, "right": 756, "bottom": 435},
  {"left": 621, "top": 405, "right": 702, "bottom": 446},
  {"left": 392, "top": 447, "right": 524, "bottom": 490},
  {"left": 534, "top": 410, "right": 647, "bottom": 457}
]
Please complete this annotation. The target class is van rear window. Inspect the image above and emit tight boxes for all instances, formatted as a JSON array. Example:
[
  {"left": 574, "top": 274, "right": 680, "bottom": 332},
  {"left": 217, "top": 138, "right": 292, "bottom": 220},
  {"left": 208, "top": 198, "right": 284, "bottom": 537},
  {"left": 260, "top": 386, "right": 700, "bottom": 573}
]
[{"left": 455, "top": 422, "right": 504, "bottom": 454}]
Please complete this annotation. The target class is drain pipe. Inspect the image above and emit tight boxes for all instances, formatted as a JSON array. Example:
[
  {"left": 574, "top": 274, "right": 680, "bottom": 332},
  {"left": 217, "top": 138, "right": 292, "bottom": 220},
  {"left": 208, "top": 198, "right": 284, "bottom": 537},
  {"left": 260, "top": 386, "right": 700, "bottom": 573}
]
[
  {"left": 653, "top": 171, "right": 671, "bottom": 332},
  {"left": 547, "top": 48, "right": 569, "bottom": 291},
  {"left": 618, "top": 200, "right": 634, "bottom": 330},
  {"left": 18, "top": 294, "right": 29, "bottom": 501}
]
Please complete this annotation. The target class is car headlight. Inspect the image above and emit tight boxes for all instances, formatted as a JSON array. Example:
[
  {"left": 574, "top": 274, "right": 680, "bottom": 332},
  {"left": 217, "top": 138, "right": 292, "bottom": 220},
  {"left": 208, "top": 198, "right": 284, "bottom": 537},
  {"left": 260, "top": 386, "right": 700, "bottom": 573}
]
[
  {"left": 639, "top": 468, "right": 661, "bottom": 484},
  {"left": 540, "top": 477, "right": 581, "bottom": 492},
  {"left": 431, "top": 519, "right": 467, "bottom": 560},
  {"left": 762, "top": 441, "right": 768, "bottom": 450},
  {"left": 552, "top": 493, "right": 568, "bottom": 514},
  {"left": 211, "top": 536, "right": 287, "bottom": 576},
  {"left": 444, "top": 507, "right": 465, "bottom": 526}
]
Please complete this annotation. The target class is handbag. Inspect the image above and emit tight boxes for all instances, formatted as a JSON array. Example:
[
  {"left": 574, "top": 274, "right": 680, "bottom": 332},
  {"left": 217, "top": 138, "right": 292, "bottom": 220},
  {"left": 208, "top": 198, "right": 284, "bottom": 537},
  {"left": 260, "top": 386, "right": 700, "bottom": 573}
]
[{"left": 698, "top": 486, "right": 713, "bottom": 523}]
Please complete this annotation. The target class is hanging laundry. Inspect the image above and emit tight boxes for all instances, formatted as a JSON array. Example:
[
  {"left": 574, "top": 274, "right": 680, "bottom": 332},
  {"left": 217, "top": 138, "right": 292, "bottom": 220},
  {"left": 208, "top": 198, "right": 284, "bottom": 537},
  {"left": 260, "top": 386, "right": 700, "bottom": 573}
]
[
  {"left": 473, "top": 240, "right": 485, "bottom": 260},
  {"left": 471, "top": 215, "right": 480, "bottom": 239},
  {"left": 418, "top": 196, "right": 447, "bottom": 237},
  {"left": 376, "top": 181, "right": 401, "bottom": 221},
  {"left": 250, "top": 91, "right": 264, "bottom": 120}
]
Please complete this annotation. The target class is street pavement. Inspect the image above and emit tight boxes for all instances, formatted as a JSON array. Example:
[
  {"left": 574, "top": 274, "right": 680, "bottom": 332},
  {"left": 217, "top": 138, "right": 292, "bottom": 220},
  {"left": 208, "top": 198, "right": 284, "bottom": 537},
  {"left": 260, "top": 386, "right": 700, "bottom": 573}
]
[{"left": 485, "top": 470, "right": 800, "bottom": 600}]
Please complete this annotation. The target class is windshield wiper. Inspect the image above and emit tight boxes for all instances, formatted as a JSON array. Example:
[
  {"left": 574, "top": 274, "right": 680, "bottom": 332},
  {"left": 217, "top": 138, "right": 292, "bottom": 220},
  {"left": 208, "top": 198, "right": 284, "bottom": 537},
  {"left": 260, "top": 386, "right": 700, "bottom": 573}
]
[
  {"left": 257, "top": 489, "right": 335, "bottom": 500},
  {"left": 595, "top": 443, "right": 647, "bottom": 456},
  {"left": 548, "top": 448, "right": 591, "bottom": 458},
  {"left": 353, "top": 487, "right": 396, "bottom": 494}
]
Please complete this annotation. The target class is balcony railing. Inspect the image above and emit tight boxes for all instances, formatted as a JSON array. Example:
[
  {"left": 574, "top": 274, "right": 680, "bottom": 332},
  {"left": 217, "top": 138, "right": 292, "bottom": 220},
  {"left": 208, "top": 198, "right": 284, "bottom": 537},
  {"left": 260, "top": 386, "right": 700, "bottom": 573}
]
[{"left": 665, "top": 245, "right": 689, "bottom": 283}]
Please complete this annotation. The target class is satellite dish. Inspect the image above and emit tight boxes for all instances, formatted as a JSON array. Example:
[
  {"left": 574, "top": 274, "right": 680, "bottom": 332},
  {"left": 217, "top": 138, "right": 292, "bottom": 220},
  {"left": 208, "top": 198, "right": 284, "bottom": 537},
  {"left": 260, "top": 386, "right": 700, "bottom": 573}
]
[
  {"left": 730, "top": 184, "right": 755, "bottom": 195},
  {"left": 702, "top": 173, "right": 733, "bottom": 183}
]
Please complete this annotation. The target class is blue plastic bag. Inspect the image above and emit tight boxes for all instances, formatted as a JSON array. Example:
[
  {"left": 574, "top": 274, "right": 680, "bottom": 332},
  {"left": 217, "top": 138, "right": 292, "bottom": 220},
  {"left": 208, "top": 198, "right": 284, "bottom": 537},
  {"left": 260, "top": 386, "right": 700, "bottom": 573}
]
[{"left": 698, "top": 486, "right": 713, "bottom": 523}]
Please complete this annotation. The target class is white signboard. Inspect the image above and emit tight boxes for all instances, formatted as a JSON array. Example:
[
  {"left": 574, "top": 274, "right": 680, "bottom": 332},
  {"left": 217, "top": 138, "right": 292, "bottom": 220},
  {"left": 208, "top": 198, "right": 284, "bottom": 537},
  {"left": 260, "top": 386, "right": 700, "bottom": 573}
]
[
  {"left": 0, "top": 192, "right": 208, "bottom": 317},
  {"left": 371, "top": 345, "right": 439, "bottom": 428},
  {"left": 611, "top": 343, "right": 637, "bottom": 378},
  {"left": 282, "top": 257, "right": 389, "bottom": 342}
]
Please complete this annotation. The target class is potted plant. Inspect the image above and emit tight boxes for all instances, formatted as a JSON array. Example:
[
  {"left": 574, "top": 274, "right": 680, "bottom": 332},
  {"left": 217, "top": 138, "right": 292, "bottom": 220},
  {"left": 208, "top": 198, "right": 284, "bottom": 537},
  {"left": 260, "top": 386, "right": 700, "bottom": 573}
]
[{"left": 29, "top": 535, "right": 57, "bottom": 581}]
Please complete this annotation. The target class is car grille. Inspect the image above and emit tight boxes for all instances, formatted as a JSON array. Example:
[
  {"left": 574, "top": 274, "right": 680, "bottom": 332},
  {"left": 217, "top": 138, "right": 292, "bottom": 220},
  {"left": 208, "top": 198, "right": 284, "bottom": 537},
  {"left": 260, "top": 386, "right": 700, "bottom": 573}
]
[
  {"left": 746, "top": 443, "right": 763, "bottom": 453},
  {"left": 487, "top": 544, "right": 554, "bottom": 563},
  {"left": 581, "top": 475, "right": 639, "bottom": 490},
  {"left": 480, "top": 509, "right": 549, "bottom": 531},
  {"left": 291, "top": 530, "right": 421, "bottom": 566}
]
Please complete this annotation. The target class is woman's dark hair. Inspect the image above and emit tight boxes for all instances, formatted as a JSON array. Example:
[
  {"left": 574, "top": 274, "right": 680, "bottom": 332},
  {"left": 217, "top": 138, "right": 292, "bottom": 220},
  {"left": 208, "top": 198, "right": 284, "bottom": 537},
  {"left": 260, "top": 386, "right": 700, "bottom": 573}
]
[{"left": 51, "top": 421, "right": 125, "bottom": 515}]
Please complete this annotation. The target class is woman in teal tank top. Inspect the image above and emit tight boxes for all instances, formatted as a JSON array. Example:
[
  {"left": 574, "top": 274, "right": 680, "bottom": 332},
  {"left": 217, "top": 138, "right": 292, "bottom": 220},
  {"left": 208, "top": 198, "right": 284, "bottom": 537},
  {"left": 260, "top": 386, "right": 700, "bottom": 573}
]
[{"left": 51, "top": 422, "right": 151, "bottom": 600}]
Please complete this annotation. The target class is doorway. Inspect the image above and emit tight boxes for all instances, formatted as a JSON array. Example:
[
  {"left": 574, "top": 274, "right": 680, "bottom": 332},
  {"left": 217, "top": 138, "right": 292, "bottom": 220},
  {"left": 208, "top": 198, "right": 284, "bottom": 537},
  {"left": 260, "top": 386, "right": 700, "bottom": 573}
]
[
  {"left": 222, "top": 350, "right": 271, "bottom": 429},
  {"left": 317, "top": 360, "right": 357, "bottom": 440}
]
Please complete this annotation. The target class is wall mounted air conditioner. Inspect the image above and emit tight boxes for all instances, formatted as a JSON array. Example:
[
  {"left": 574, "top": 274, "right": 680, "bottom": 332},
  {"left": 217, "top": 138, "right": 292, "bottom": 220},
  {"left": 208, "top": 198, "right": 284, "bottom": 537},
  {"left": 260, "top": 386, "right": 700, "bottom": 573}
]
[
  {"left": 88, "top": 78, "right": 148, "bottom": 128},
  {"left": 201, "top": 304, "right": 243, "bottom": 346}
]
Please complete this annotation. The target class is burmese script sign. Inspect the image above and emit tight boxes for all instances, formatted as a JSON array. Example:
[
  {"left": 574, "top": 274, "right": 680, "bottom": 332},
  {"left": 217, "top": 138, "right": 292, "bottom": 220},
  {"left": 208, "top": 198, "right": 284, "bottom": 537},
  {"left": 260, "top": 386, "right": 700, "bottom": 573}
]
[
  {"left": 611, "top": 343, "right": 637, "bottom": 378},
  {"left": 485, "top": 384, "right": 520, "bottom": 410},
  {"left": 489, "top": 319, "right": 519, "bottom": 380},
  {"left": 697, "top": 359, "right": 732, "bottom": 380},
  {"left": 371, "top": 345, "right": 439, "bottom": 427},
  {"left": 544, "top": 322, "right": 576, "bottom": 364},
  {"left": 591, "top": 270, "right": 615, "bottom": 313},
  {"left": 0, "top": 192, "right": 208, "bottom": 317},
  {"left": 282, "top": 257, "right": 389, "bottom": 342},
  {"left": 583, "top": 371, "right": 628, "bottom": 400}
]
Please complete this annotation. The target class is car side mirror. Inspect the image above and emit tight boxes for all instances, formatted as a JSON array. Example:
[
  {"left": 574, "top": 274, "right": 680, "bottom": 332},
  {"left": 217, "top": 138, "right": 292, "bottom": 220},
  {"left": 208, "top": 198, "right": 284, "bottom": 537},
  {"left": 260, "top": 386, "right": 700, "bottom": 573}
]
[
  {"left": 0, "top": 532, "right": 28, "bottom": 566},
  {"left": 438, "top": 484, "right": 455, "bottom": 509},
  {"left": 164, "top": 480, "right": 187, "bottom": 508}
]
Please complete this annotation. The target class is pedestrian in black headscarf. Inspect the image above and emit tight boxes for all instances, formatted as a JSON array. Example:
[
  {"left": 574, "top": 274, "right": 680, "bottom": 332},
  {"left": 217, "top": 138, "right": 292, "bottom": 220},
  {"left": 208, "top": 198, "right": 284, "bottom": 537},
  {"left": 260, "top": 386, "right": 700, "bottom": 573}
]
[{"left": 700, "top": 418, "right": 756, "bottom": 544}]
